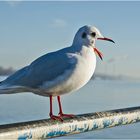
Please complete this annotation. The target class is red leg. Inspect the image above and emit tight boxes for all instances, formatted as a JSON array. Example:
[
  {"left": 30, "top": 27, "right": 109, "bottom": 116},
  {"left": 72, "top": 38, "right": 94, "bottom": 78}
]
[
  {"left": 49, "top": 95, "right": 63, "bottom": 121},
  {"left": 57, "top": 96, "right": 74, "bottom": 118}
]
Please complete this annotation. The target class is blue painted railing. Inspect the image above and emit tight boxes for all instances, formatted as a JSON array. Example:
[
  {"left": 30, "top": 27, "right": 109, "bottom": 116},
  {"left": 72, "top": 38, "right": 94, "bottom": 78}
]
[{"left": 0, "top": 106, "right": 140, "bottom": 139}]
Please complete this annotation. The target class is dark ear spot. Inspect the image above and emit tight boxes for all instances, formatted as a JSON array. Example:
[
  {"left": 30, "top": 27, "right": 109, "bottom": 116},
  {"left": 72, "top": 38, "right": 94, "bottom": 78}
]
[{"left": 82, "top": 32, "right": 86, "bottom": 38}]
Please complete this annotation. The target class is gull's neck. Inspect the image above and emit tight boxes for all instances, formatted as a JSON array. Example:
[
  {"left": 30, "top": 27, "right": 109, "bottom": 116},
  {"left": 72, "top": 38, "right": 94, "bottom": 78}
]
[{"left": 71, "top": 42, "right": 94, "bottom": 54}]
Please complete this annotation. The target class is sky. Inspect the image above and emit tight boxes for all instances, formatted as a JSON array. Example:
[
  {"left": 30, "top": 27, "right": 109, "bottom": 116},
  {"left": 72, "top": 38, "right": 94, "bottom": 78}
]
[{"left": 0, "top": 1, "right": 140, "bottom": 78}]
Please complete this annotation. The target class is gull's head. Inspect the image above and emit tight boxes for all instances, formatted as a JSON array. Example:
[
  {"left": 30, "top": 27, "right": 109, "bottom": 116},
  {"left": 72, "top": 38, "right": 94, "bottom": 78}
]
[{"left": 73, "top": 25, "right": 115, "bottom": 60}]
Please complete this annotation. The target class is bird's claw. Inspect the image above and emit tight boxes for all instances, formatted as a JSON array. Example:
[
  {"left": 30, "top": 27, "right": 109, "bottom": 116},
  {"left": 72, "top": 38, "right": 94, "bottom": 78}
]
[
  {"left": 50, "top": 113, "right": 74, "bottom": 122},
  {"left": 50, "top": 114, "right": 63, "bottom": 121},
  {"left": 59, "top": 113, "right": 75, "bottom": 118}
]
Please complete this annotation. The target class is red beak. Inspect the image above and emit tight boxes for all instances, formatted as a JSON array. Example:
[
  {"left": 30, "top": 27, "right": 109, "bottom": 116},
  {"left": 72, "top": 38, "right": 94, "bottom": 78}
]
[
  {"left": 94, "top": 48, "right": 103, "bottom": 60},
  {"left": 97, "top": 37, "right": 115, "bottom": 43},
  {"left": 94, "top": 37, "right": 115, "bottom": 60}
]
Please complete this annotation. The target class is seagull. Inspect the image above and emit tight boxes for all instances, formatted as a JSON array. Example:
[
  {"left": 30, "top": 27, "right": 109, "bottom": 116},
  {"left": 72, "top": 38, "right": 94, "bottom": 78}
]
[{"left": 0, "top": 25, "right": 115, "bottom": 121}]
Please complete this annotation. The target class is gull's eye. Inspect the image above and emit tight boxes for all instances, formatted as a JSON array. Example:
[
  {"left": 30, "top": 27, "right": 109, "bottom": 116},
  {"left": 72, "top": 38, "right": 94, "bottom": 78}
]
[
  {"left": 82, "top": 32, "right": 86, "bottom": 38},
  {"left": 91, "top": 32, "right": 96, "bottom": 37}
]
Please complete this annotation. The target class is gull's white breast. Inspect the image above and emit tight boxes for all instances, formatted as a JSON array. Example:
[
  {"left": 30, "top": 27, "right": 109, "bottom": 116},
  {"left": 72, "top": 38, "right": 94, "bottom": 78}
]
[{"left": 39, "top": 47, "right": 96, "bottom": 96}]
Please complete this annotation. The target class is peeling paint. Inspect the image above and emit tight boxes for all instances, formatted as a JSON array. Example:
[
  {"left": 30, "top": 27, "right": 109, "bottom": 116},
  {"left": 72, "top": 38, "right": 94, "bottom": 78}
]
[{"left": 18, "top": 132, "right": 32, "bottom": 140}]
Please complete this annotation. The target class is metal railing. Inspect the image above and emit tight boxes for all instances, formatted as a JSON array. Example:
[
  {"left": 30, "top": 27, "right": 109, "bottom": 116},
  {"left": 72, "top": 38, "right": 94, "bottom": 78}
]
[{"left": 0, "top": 106, "right": 140, "bottom": 139}]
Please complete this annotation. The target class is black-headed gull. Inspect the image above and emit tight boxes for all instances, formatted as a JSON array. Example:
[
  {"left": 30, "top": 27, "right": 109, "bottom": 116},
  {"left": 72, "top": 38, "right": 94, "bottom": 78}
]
[{"left": 0, "top": 25, "right": 114, "bottom": 121}]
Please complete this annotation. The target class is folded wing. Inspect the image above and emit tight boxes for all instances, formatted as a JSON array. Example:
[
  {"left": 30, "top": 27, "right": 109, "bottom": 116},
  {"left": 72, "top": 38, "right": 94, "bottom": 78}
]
[{"left": 1, "top": 49, "right": 77, "bottom": 91}]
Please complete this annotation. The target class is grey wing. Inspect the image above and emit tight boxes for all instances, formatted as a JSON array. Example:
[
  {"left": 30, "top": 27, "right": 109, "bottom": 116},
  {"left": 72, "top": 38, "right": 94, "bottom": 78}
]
[{"left": 3, "top": 51, "right": 77, "bottom": 88}]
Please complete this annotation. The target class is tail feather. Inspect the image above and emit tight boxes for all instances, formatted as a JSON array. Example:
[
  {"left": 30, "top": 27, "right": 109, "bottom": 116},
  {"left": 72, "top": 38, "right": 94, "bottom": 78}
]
[{"left": 0, "top": 84, "right": 28, "bottom": 94}]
